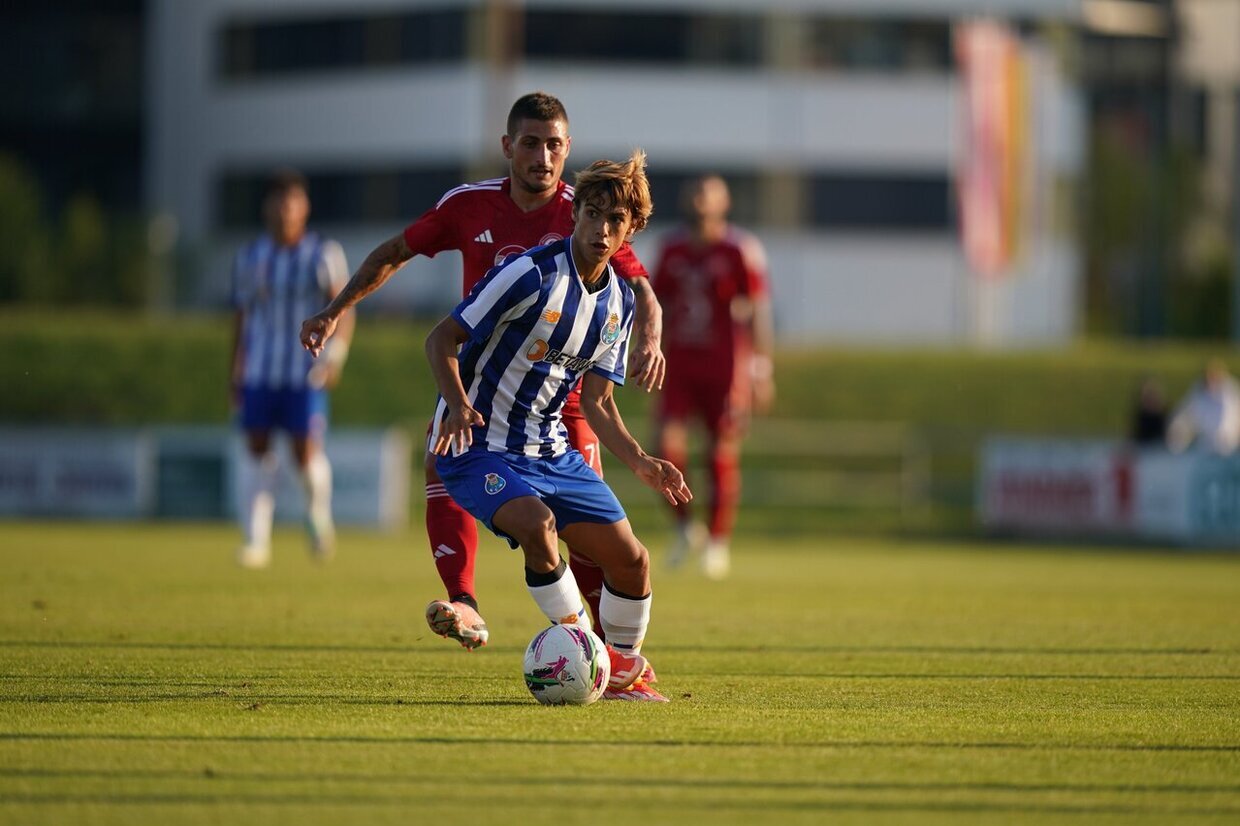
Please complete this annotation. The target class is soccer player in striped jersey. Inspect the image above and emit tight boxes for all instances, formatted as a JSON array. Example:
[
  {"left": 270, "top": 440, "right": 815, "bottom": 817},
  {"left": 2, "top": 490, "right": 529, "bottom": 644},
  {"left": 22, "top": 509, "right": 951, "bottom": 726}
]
[
  {"left": 231, "top": 169, "right": 353, "bottom": 569},
  {"left": 426, "top": 151, "right": 688, "bottom": 702},
  {"left": 652, "top": 175, "right": 775, "bottom": 579},
  {"left": 300, "top": 93, "right": 664, "bottom": 649}
]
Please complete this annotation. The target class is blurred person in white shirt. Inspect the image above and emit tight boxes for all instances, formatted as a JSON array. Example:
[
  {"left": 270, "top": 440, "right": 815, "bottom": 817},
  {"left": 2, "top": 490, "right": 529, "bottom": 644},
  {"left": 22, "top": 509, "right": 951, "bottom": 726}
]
[{"left": 1167, "top": 359, "right": 1240, "bottom": 455}]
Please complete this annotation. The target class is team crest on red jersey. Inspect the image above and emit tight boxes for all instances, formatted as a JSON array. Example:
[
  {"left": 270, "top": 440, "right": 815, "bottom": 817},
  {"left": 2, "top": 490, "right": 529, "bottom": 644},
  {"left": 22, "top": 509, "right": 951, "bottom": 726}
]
[
  {"left": 494, "top": 245, "right": 524, "bottom": 266},
  {"left": 492, "top": 234, "right": 564, "bottom": 267}
]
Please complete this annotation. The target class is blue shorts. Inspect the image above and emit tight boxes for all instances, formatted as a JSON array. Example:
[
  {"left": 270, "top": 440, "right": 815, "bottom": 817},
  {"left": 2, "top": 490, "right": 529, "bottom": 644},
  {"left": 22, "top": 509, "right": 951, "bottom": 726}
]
[
  {"left": 240, "top": 386, "right": 328, "bottom": 438},
  {"left": 436, "top": 449, "right": 627, "bottom": 548}
]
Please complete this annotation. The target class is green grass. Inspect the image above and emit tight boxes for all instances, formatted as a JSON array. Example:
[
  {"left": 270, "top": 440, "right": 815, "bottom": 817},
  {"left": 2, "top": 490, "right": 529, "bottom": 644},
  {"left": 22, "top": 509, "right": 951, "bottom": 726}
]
[{"left": 0, "top": 521, "right": 1238, "bottom": 824}]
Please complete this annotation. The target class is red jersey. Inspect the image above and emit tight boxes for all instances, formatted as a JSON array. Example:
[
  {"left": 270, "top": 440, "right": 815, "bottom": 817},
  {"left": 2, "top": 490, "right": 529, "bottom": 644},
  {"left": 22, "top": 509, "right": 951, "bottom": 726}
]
[
  {"left": 652, "top": 226, "right": 768, "bottom": 369},
  {"left": 402, "top": 177, "right": 647, "bottom": 296}
]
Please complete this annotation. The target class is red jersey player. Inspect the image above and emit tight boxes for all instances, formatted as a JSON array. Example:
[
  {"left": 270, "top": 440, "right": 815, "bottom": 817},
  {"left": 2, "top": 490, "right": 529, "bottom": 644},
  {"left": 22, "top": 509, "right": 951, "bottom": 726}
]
[
  {"left": 300, "top": 92, "right": 664, "bottom": 649},
  {"left": 652, "top": 174, "right": 775, "bottom": 579}
]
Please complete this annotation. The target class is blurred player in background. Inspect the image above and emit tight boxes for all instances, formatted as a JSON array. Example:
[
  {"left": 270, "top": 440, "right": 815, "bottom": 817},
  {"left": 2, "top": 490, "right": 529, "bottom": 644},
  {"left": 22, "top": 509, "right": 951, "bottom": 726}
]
[
  {"left": 652, "top": 174, "right": 775, "bottom": 579},
  {"left": 300, "top": 92, "right": 664, "bottom": 648},
  {"left": 426, "top": 151, "right": 687, "bottom": 701},
  {"left": 231, "top": 169, "right": 353, "bottom": 569}
]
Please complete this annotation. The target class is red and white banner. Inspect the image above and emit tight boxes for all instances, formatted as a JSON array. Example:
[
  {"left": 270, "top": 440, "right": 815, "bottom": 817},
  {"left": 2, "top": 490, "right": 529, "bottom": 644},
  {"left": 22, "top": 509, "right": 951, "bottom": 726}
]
[
  {"left": 979, "top": 436, "right": 1240, "bottom": 547},
  {"left": 956, "top": 19, "right": 1029, "bottom": 278}
]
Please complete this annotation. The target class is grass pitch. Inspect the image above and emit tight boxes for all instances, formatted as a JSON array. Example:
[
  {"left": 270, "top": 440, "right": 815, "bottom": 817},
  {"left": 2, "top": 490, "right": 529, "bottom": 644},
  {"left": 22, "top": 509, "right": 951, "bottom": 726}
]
[{"left": 0, "top": 521, "right": 1237, "bottom": 824}]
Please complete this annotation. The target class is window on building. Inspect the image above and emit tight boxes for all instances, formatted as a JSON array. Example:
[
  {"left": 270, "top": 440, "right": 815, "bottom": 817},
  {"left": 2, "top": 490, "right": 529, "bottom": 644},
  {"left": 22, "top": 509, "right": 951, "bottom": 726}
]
[
  {"left": 217, "top": 166, "right": 466, "bottom": 229},
  {"left": 218, "top": 10, "right": 467, "bottom": 78},
  {"left": 809, "top": 173, "right": 953, "bottom": 229},
  {"left": 807, "top": 19, "right": 951, "bottom": 72},
  {"left": 523, "top": 10, "right": 763, "bottom": 66}
]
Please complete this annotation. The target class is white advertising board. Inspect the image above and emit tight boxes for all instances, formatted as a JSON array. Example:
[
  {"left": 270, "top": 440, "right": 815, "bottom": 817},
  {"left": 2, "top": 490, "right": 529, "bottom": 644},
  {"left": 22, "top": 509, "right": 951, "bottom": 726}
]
[
  {"left": 230, "top": 429, "right": 410, "bottom": 531},
  {"left": 978, "top": 437, "right": 1134, "bottom": 534},
  {"left": 979, "top": 437, "right": 1240, "bottom": 547},
  {"left": 0, "top": 429, "right": 154, "bottom": 519},
  {"left": 0, "top": 427, "right": 409, "bottom": 530}
]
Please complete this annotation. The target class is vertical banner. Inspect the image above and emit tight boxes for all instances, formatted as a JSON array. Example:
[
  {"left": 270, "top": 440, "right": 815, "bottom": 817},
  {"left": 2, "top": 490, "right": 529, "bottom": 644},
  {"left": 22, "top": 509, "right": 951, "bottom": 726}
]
[{"left": 956, "top": 19, "right": 1029, "bottom": 278}]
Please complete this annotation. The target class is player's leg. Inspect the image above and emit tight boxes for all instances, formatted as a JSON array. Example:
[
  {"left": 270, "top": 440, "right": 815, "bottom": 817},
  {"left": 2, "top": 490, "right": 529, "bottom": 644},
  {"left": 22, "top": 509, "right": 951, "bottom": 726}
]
[
  {"left": 657, "top": 366, "right": 707, "bottom": 566},
  {"left": 237, "top": 387, "right": 277, "bottom": 569},
  {"left": 558, "top": 519, "right": 666, "bottom": 702},
  {"left": 543, "top": 452, "right": 665, "bottom": 701},
  {"left": 656, "top": 413, "right": 702, "bottom": 567},
  {"left": 288, "top": 388, "right": 334, "bottom": 561},
  {"left": 702, "top": 427, "right": 741, "bottom": 580},
  {"left": 560, "top": 406, "right": 607, "bottom": 638},
  {"left": 700, "top": 381, "right": 747, "bottom": 580},
  {"left": 422, "top": 452, "right": 488, "bottom": 649},
  {"left": 491, "top": 495, "right": 590, "bottom": 629}
]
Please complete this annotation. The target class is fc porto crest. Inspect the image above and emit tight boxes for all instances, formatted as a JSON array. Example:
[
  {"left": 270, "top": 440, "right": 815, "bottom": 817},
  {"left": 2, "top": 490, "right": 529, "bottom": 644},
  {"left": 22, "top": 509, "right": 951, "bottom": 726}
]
[
  {"left": 602, "top": 313, "right": 621, "bottom": 344},
  {"left": 484, "top": 473, "right": 506, "bottom": 495}
]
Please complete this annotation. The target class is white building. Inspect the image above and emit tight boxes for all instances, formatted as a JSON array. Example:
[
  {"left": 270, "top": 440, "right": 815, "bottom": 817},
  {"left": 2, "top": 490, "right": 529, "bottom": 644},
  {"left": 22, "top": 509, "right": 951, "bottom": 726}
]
[{"left": 147, "top": 0, "right": 1084, "bottom": 345}]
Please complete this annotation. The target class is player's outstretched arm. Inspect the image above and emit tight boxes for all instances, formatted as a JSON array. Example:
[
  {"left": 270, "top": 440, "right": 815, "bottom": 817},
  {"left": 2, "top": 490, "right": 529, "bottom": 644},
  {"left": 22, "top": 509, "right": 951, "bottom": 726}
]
[
  {"left": 579, "top": 372, "right": 691, "bottom": 506},
  {"left": 626, "top": 277, "right": 665, "bottom": 393},
  {"left": 301, "top": 233, "right": 414, "bottom": 356},
  {"left": 425, "top": 316, "right": 486, "bottom": 456}
]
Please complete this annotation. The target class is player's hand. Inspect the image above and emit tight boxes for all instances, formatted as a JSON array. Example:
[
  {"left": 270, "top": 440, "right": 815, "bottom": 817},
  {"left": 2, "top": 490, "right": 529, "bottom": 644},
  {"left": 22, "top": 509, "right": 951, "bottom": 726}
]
[
  {"left": 432, "top": 405, "right": 486, "bottom": 456},
  {"left": 628, "top": 335, "right": 666, "bottom": 393},
  {"left": 300, "top": 313, "right": 338, "bottom": 357},
  {"left": 635, "top": 457, "right": 692, "bottom": 506}
]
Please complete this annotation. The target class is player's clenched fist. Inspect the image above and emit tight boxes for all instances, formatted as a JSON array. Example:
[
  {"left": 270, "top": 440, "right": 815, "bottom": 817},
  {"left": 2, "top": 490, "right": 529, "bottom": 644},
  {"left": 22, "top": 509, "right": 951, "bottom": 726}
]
[{"left": 300, "top": 313, "right": 338, "bottom": 357}]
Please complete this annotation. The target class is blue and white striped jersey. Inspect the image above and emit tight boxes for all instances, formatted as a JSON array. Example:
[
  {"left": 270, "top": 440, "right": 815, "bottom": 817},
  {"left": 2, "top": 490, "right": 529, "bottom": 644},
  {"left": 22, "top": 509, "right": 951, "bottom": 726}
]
[
  {"left": 432, "top": 239, "right": 635, "bottom": 458},
  {"left": 231, "top": 233, "right": 348, "bottom": 390}
]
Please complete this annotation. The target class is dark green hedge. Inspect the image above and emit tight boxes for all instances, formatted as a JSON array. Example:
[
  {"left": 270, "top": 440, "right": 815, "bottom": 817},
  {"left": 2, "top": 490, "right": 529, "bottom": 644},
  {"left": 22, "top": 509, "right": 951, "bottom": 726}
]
[{"left": 4, "top": 310, "right": 1232, "bottom": 440}]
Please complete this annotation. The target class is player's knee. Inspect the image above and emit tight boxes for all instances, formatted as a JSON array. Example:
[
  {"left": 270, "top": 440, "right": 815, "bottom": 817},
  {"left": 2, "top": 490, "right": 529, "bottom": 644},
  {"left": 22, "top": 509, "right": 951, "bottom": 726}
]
[
  {"left": 617, "top": 539, "right": 649, "bottom": 580},
  {"left": 513, "top": 509, "right": 559, "bottom": 569}
]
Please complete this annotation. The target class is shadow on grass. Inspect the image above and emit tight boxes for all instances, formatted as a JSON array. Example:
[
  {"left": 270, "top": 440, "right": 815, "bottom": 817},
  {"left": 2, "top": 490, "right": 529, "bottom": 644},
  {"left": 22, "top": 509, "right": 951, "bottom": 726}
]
[
  {"left": 5, "top": 767, "right": 1240, "bottom": 795},
  {"left": 1, "top": 732, "right": 1236, "bottom": 752},
  {"left": 0, "top": 790, "right": 1236, "bottom": 817},
  {"left": 1, "top": 640, "right": 1234, "bottom": 657}
]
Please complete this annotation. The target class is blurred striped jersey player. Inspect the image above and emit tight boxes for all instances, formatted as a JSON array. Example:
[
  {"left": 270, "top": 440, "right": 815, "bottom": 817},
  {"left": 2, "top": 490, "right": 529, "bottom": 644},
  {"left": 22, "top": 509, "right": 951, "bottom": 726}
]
[{"left": 230, "top": 169, "right": 353, "bottom": 569}]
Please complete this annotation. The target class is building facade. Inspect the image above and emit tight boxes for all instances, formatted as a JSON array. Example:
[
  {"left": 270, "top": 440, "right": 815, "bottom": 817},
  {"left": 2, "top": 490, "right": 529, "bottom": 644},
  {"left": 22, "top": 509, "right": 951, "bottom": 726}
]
[{"left": 148, "top": 0, "right": 1084, "bottom": 345}]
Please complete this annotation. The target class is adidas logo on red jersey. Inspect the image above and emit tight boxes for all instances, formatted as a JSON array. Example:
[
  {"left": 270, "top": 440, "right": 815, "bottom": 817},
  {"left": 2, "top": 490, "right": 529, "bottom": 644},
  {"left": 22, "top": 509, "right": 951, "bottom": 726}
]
[{"left": 473, "top": 230, "right": 493, "bottom": 243}]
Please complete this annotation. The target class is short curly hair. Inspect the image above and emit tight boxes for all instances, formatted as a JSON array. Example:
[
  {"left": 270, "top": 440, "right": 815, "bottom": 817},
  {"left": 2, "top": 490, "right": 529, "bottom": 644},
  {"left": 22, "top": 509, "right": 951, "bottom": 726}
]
[{"left": 572, "top": 150, "right": 653, "bottom": 234}]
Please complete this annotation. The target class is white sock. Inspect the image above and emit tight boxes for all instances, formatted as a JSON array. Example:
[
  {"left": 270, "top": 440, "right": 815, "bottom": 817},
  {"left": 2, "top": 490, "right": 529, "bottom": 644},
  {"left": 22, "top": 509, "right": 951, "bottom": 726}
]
[
  {"left": 600, "top": 585, "right": 651, "bottom": 653},
  {"left": 300, "top": 450, "right": 333, "bottom": 532},
  {"left": 241, "top": 452, "right": 277, "bottom": 548},
  {"left": 527, "top": 562, "right": 589, "bottom": 627}
]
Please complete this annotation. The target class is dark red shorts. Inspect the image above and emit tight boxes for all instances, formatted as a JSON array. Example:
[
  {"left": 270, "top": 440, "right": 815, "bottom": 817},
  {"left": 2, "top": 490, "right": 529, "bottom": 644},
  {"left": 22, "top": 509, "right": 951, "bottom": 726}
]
[{"left": 658, "top": 359, "right": 747, "bottom": 437}]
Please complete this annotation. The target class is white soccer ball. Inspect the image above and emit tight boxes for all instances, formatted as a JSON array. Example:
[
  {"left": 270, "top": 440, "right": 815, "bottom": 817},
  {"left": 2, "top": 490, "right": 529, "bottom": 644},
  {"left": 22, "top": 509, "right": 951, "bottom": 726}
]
[{"left": 522, "top": 623, "right": 610, "bottom": 706}]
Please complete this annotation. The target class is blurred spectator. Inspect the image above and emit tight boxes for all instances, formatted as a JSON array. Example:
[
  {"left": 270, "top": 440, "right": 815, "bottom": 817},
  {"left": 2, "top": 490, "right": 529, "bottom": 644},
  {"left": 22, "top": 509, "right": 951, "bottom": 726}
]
[
  {"left": 1167, "top": 359, "right": 1240, "bottom": 455},
  {"left": 1129, "top": 376, "right": 1168, "bottom": 446}
]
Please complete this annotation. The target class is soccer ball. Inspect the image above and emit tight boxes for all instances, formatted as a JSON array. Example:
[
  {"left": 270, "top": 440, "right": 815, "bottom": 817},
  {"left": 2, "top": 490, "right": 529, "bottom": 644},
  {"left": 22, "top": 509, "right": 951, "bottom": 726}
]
[{"left": 522, "top": 623, "right": 610, "bottom": 706}]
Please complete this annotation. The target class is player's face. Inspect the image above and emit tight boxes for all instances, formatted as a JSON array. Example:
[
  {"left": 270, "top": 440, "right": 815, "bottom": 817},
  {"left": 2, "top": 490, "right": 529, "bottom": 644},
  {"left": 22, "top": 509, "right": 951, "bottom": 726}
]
[
  {"left": 503, "top": 118, "right": 571, "bottom": 195},
  {"left": 571, "top": 194, "right": 634, "bottom": 274},
  {"left": 687, "top": 176, "right": 730, "bottom": 223},
  {"left": 264, "top": 186, "right": 310, "bottom": 243}
]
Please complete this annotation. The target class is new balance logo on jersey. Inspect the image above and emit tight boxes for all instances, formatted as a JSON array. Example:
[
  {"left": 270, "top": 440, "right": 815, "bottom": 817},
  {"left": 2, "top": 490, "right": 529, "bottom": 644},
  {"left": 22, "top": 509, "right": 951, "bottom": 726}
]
[
  {"left": 433, "top": 544, "right": 456, "bottom": 559},
  {"left": 474, "top": 230, "right": 494, "bottom": 244}
]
